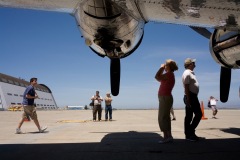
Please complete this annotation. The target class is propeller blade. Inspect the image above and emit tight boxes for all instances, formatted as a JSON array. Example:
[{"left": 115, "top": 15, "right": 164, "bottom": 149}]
[
  {"left": 220, "top": 67, "right": 231, "bottom": 102},
  {"left": 190, "top": 27, "right": 212, "bottom": 39},
  {"left": 110, "top": 58, "right": 120, "bottom": 96}
]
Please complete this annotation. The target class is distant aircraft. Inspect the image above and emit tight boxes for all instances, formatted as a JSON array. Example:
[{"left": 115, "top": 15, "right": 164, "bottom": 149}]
[{"left": 1, "top": 0, "right": 240, "bottom": 102}]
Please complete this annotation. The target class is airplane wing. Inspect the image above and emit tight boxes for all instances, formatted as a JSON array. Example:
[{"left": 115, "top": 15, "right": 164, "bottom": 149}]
[
  {"left": 1, "top": 0, "right": 240, "bottom": 30},
  {"left": 131, "top": 0, "right": 240, "bottom": 30},
  {"left": 0, "top": 0, "right": 80, "bottom": 13}
]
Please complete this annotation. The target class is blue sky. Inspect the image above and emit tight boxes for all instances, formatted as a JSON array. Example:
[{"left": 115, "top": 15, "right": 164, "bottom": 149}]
[{"left": 0, "top": 8, "right": 239, "bottom": 109}]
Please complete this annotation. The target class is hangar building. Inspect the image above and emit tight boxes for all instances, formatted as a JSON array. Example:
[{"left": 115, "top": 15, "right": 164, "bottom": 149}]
[{"left": 0, "top": 73, "right": 58, "bottom": 110}]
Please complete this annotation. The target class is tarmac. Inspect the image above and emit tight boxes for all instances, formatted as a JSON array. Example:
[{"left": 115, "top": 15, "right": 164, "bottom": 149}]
[{"left": 0, "top": 109, "right": 240, "bottom": 160}]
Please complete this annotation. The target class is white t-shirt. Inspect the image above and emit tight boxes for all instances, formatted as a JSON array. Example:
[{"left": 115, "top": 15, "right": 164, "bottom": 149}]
[
  {"left": 182, "top": 69, "right": 199, "bottom": 94},
  {"left": 91, "top": 95, "right": 103, "bottom": 105},
  {"left": 210, "top": 99, "right": 217, "bottom": 105}
]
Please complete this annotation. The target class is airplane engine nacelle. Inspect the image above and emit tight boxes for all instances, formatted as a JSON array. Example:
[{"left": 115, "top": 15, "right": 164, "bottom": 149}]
[
  {"left": 210, "top": 29, "right": 240, "bottom": 69},
  {"left": 74, "top": 0, "right": 145, "bottom": 59}
]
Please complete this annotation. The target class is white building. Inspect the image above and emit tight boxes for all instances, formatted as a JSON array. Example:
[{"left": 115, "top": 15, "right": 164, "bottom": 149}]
[{"left": 0, "top": 73, "right": 58, "bottom": 110}]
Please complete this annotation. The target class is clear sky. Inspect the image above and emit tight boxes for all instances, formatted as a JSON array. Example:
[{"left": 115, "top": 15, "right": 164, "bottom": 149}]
[{"left": 0, "top": 8, "right": 239, "bottom": 109}]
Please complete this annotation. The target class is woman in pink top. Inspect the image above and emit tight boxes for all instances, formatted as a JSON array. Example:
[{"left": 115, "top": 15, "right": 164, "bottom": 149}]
[{"left": 155, "top": 59, "right": 178, "bottom": 143}]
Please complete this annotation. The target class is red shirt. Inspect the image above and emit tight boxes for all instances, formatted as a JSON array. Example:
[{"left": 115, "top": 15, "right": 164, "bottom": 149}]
[{"left": 158, "top": 72, "right": 175, "bottom": 96}]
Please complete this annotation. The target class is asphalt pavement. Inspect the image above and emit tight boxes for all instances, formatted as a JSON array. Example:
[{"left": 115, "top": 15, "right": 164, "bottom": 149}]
[{"left": 0, "top": 109, "right": 240, "bottom": 160}]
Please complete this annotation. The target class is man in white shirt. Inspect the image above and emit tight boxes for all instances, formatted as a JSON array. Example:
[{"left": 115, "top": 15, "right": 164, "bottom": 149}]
[
  {"left": 91, "top": 91, "right": 103, "bottom": 121},
  {"left": 182, "top": 58, "right": 202, "bottom": 142},
  {"left": 209, "top": 96, "right": 218, "bottom": 119}
]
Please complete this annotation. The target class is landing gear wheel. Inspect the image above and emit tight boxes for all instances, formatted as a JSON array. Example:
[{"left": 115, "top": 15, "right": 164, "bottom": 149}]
[
  {"left": 110, "top": 58, "right": 120, "bottom": 96},
  {"left": 220, "top": 67, "right": 231, "bottom": 102}
]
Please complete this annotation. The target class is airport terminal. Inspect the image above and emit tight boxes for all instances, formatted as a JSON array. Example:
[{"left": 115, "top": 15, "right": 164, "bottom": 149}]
[{"left": 0, "top": 73, "right": 58, "bottom": 110}]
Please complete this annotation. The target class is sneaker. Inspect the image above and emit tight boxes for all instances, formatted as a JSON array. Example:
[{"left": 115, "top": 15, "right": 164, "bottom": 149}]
[
  {"left": 39, "top": 126, "right": 47, "bottom": 133},
  {"left": 16, "top": 128, "right": 22, "bottom": 134}
]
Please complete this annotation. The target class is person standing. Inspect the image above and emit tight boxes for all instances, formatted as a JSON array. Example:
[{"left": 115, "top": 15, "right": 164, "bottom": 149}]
[
  {"left": 104, "top": 92, "right": 113, "bottom": 121},
  {"left": 16, "top": 77, "right": 47, "bottom": 134},
  {"left": 209, "top": 96, "right": 218, "bottom": 119},
  {"left": 91, "top": 91, "right": 103, "bottom": 121},
  {"left": 155, "top": 59, "right": 178, "bottom": 143},
  {"left": 182, "top": 58, "right": 202, "bottom": 141}
]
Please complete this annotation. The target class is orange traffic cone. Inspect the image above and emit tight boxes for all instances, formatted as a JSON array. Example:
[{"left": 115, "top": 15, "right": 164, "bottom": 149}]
[{"left": 201, "top": 101, "right": 208, "bottom": 120}]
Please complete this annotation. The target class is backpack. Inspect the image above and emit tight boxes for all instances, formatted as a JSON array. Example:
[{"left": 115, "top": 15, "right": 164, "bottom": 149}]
[
  {"left": 207, "top": 101, "right": 211, "bottom": 108},
  {"left": 89, "top": 100, "right": 94, "bottom": 106}
]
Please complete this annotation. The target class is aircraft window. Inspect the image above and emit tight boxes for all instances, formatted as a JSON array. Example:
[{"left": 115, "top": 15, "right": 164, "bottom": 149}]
[
  {"left": 8, "top": 80, "right": 13, "bottom": 84},
  {"left": 20, "top": 83, "right": 24, "bottom": 87},
  {"left": 7, "top": 93, "right": 12, "bottom": 95},
  {"left": 20, "top": 95, "right": 23, "bottom": 97},
  {"left": 14, "top": 94, "right": 18, "bottom": 96},
  {"left": 11, "top": 103, "right": 16, "bottom": 105},
  {"left": 1, "top": 78, "right": 7, "bottom": 82}
]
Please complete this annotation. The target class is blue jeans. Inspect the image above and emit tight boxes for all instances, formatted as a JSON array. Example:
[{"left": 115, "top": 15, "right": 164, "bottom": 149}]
[{"left": 105, "top": 105, "right": 112, "bottom": 120}]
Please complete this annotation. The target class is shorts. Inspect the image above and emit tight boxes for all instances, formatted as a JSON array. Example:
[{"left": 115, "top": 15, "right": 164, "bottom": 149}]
[{"left": 22, "top": 105, "right": 38, "bottom": 120}]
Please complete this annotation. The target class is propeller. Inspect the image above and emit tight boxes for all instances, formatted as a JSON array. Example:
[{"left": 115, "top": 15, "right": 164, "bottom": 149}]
[
  {"left": 220, "top": 67, "right": 231, "bottom": 102},
  {"left": 110, "top": 58, "right": 120, "bottom": 96}
]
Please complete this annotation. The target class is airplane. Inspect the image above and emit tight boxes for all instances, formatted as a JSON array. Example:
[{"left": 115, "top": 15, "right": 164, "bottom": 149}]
[{"left": 1, "top": 0, "right": 240, "bottom": 103}]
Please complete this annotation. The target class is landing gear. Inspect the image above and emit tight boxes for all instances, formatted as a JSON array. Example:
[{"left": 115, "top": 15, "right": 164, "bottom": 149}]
[
  {"left": 110, "top": 58, "right": 120, "bottom": 96},
  {"left": 220, "top": 67, "right": 231, "bottom": 102}
]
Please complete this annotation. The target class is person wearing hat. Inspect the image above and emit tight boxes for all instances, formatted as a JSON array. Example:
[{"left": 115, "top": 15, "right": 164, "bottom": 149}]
[
  {"left": 155, "top": 59, "right": 178, "bottom": 143},
  {"left": 104, "top": 92, "right": 113, "bottom": 121},
  {"left": 182, "top": 58, "right": 202, "bottom": 141}
]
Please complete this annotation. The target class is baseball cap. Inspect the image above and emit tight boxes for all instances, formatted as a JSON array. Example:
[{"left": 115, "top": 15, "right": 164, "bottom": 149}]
[{"left": 184, "top": 58, "right": 196, "bottom": 67}]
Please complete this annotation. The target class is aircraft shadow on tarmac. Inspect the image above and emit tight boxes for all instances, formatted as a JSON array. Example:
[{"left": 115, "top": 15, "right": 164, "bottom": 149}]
[
  {"left": 0, "top": 131, "right": 240, "bottom": 160},
  {"left": 221, "top": 127, "right": 240, "bottom": 136}
]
